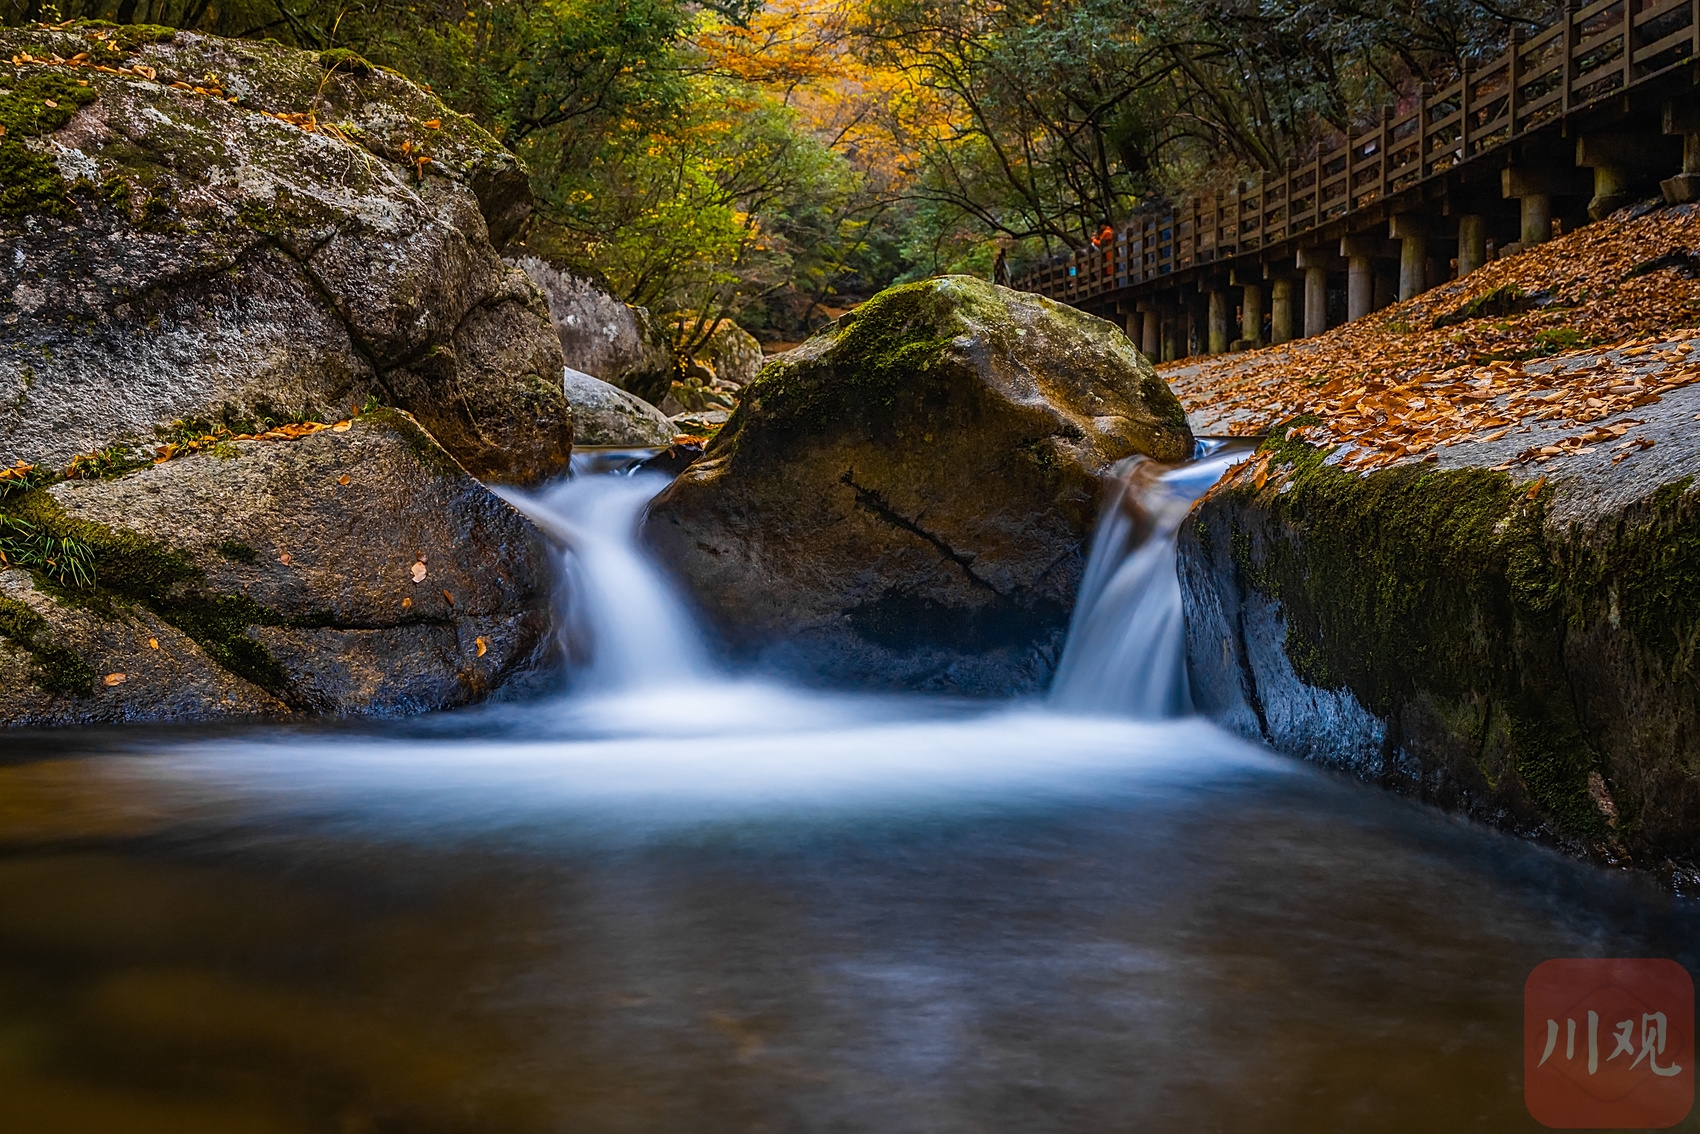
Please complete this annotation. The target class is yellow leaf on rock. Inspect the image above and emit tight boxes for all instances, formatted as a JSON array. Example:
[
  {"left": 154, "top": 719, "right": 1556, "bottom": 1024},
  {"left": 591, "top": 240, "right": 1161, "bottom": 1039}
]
[
  {"left": 148, "top": 638, "right": 158, "bottom": 649},
  {"left": 103, "top": 673, "right": 127, "bottom": 686},
  {"left": 475, "top": 637, "right": 487, "bottom": 657}
]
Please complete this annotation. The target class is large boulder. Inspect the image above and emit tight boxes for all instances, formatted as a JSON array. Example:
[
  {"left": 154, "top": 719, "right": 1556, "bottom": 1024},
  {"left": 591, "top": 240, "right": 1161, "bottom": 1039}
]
[
  {"left": 562, "top": 366, "right": 675, "bottom": 446},
  {"left": 1182, "top": 358, "right": 1700, "bottom": 876},
  {"left": 511, "top": 255, "right": 676, "bottom": 404},
  {"left": 0, "top": 23, "right": 570, "bottom": 485},
  {"left": 0, "top": 411, "right": 554, "bottom": 726},
  {"left": 645, "top": 275, "right": 1193, "bottom": 694}
]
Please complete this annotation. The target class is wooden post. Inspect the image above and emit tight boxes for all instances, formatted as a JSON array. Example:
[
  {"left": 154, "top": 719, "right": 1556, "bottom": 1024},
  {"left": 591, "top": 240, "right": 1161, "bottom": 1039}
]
[
  {"left": 1512, "top": 27, "right": 1526, "bottom": 135},
  {"left": 1461, "top": 62, "right": 1473, "bottom": 157},
  {"left": 1379, "top": 107, "right": 1393, "bottom": 201}
]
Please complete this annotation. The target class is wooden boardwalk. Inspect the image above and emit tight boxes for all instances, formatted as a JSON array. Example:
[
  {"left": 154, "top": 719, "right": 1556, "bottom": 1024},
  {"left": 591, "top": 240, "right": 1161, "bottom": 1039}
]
[{"left": 1017, "top": 0, "right": 1700, "bottom": 357}]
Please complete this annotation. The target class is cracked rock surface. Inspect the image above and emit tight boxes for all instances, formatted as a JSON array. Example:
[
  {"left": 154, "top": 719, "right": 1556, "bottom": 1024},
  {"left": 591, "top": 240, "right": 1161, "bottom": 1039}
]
[
  {"left": 645, "top": 275, "right": 1194, "bottom": 695},
  {"left": 0, "top": 24, "right": 570, "bottom": 485},
  {"left": 0, "top": 411, "right": 554, "bottom": 726}
]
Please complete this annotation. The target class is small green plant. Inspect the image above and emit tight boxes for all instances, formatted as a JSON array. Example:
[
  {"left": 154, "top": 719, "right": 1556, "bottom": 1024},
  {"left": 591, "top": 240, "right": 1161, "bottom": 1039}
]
[
  {"left": 0, "top": 515, "right": 96, "bottom": 588},
  {"left": 64, "top": 446, "right": 147, "bottom": 480}
]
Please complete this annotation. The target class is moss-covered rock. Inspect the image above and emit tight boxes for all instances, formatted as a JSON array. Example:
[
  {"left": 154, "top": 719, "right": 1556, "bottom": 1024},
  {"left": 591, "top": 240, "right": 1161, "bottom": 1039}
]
[
  {"left": 645, "top": 275, "right": 1193, "bottom": 695},
  {"left": 0, "top": 22, "right": 568, "bottom": 485},
  {"left": 1182, "top": 404, "right": 1700, "bottom": 878},
  {"left": 0, "top": 412, "right": 554, "bottom": 726}
]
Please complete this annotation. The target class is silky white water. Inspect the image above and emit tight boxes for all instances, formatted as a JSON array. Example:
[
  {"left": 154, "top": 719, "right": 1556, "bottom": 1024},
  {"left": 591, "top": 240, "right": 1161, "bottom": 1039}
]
[
  {"left": 9, "top": 445, "right": 1691, "bottom": 1133},
  {"left": 1049, "top": 440, "right": 1252, "bottom": 716}
]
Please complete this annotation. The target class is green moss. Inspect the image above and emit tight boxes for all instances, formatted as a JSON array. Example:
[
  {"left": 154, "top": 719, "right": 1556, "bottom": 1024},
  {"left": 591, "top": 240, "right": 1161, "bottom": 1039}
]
[
  {"left": 215, "top": 540, "right": 258, "bottom": 563},
  {"left": 0, "top": 593, "right": 94, "bottom": 696},
  {"left": 0, "top": 69, "right": 100, "bottom": 221},
  {"left": 0, "top": 490, "right": 290, "bottom": 693},
  {"left": 107, "top": 24, "right": 179, "bottom": 53},
  {"left": 1231, "top": 434, "right": 1613, "bottom": 838},
  {"left": 1432, "top": 285, "right": 1536, "bottom": 329},
  {"left": 318, "top": 48, "right": 373, "bottom": 76},
  {"left": 1565, "top": 477, "right": 1700, "bottom": 678}
]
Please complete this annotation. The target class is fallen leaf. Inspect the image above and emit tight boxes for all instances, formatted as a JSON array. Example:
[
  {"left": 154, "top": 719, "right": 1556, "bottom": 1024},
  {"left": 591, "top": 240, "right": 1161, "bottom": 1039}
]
[
  {"left": 401, "top": 596, "right": 412, "bottom": 609},
  {"left": 42, "top": 98, "right": 57, "bottom": 108},
  {"left": 332, "top": 420, "right": 351, "bottom": 432},
  {"left": 423, "top": 118, "right": 441, "bottom": 128},
  {"left": 1526, "top": 476, "right": 1546, "bottom": 500},
  {"left": 279, "top": 551, "right": 293, "bottom": 566},
  {"left": 338, "top": 474, "right": 350, "bottom": 485},
  {"left": 442, "top": 590, "right": 454, "bottom": 606},
  {"left": 148, "top": 638, "right": 158, "bottom": 649},
  {"left": 475, "top": 636, "right": 487, "bottom": 657},
  {"left": 103, "top": 673, "right": 127, "bottom": 686},
  {"left": 410, "top": 561, "right": 428, "bottom": 583}
]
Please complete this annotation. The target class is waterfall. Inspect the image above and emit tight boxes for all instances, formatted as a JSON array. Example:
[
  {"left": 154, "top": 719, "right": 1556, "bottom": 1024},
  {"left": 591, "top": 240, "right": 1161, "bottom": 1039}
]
[
  {"left": 495, "top": 468, "right": 713, "bottom": 691},
  {"left": 1048, "top": 441, "right": 1251, "bottom": 718},
  {"left": 496, "top": 440, "right": 1249, "bottom": 717}
]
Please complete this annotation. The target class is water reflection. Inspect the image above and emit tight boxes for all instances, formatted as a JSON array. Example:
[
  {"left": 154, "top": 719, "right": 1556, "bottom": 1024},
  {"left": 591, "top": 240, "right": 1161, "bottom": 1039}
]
[{"left": 0, "top": 710, "right": 1693, "bottom": 1132}]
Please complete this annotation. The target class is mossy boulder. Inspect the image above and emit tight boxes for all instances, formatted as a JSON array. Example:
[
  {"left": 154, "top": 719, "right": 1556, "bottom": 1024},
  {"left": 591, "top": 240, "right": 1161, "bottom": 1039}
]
[
  {"left": 1182, "top": 391, "right": 1700, "bottom": 878},
  {"left": 645, "top": 275, "right": 1193, "bottom": 694},
  {"left": 0, "top": 23, "right": 568, "bottom": 485},
  {"left": 0, "top": 412, "right": 554, "bottom": 726}
]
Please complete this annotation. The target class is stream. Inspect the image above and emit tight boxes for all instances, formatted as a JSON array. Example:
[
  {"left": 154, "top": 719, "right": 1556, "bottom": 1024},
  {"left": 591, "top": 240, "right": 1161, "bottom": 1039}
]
[{"left": 0, "top": 448, "right": 1694, "bottom": 1132}]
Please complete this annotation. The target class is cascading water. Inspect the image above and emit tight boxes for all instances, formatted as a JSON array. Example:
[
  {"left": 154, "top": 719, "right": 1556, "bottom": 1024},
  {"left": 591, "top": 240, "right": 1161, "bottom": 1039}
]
[
  {"left": 498, "top": 467, "right": 712, "bottom": 691},
  {"left": 498, "top": 438, "right": 1251, "bottom": 723},
  {"left": 1048, "top": 440, "right": 1253, "bottom": 717}
]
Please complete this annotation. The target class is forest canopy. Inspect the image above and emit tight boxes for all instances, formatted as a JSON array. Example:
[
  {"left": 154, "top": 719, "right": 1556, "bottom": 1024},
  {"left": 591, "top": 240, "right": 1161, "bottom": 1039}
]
[{"left": 3, "top": 0, "right": 1560, "bottom": 343}]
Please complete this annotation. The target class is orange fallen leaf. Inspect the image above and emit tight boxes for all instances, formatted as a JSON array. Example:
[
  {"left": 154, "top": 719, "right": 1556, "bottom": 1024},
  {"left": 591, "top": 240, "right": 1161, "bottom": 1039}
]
[
  {"left": 410, "top": 561, "right": 428, "bottom": 583},
  {"left": 1525, "top": 476, "right": 1546, "bottom": 500},
  {"left": 331, "top": 420, "right": 351, "bottom": 432},
  {"left": 401, "top": 596, "right": 412, "bottom": 609},
  {"left": 148, "top": 638, "right": 158, "bottom": 649},
  {"left": 279, "top": 551, "right": 293, "bottom": 566},
  {"left": 475, "top": 636, "right": 487, "bottom": 657},
  {"left": 103, "top": 673, "right": 127, "bottom": 686},
  {"left": 442, "top": 590, "right": 454, "bottom": 606},
  {"left": 423, "top": 118, "right": 441, "bottom": 128},
  {"left": 338, "top": 474, "right": 350, "bottom": 485}
]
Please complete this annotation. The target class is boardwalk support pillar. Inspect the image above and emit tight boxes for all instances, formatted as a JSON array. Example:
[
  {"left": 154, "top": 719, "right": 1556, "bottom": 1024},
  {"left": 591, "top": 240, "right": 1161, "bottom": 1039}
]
[
  {"left": 1231, "top": 268, "right": 1263, "bottom": 348},
  {"left": 1295, "top": 245, "right": 1339, "bottom": 338},
  {"left": 1270, "top": 276, "right": 1295, "bottom": 344},
  {"left": 1502, "top": 167, "right": 1563, "bottom": 246},
  {"left": 1663, "top": 101, "right": 1700, "bottom": 204},
  {"left": 1388, "top": 215, "right": 1431, "bottom": 301},
  {"left": 1457, "top": 214, "right": 1488, "bottom": 276},
  {"left": 1575, "top": 134, "right": 1640, "bottom": 220},
  {"left": 1135, "top": 302, "right": 1160, "bottom": 360},
  {"left": 1207, "top": 287, "right": 1230, "bottom": 354},
  {"left": 1340, "top": 233, "right": 1380, "bottom": 321}
]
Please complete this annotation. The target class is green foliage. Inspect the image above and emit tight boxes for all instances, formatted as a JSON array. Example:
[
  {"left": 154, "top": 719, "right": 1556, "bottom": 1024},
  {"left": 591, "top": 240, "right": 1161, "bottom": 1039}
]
[{"left": 0, "top": 513, "right": 96, "bottom": 587}]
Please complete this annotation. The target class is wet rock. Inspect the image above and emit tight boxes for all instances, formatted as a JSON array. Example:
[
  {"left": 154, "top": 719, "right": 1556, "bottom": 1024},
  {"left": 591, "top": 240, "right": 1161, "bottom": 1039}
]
[
  {"left": 646, "top": 275, "right": 1194, "bottom": 695},
  {"left": 512, "top": 256, "right": 676, "bottom": 403},
  {"left": 1181, "top": 376, "right": 1700, "bottom": 873},
  {"left": 0, "top": 24, "right": 569, "bottom": 485},
  {"left": 562, "top": 367, "right": 675, "bottom": 446},
  {"left": 0, "top": 411, "right": 554, "bottom": 726}
]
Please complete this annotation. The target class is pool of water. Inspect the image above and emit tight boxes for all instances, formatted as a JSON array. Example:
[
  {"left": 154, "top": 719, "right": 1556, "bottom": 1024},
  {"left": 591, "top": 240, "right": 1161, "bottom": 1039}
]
[{"left": 0, "top": 690, "right": 1693, "bottom": 1133}]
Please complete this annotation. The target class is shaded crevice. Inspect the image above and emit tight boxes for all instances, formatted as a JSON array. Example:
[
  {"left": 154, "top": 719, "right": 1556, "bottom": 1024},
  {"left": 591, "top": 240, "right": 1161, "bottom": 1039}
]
[
  {"left": 840, "top": 469, "right": 1005, "bottom": 597},
  {"left": 260, "top": 232, "right": 402, "bottom": 407}
]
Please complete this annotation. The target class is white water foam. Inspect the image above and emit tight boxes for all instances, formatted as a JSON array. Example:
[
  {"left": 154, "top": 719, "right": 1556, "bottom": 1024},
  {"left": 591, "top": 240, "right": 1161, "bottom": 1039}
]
[{"left": 1048, "top": 442, "right": 1251, "bottom": 718}]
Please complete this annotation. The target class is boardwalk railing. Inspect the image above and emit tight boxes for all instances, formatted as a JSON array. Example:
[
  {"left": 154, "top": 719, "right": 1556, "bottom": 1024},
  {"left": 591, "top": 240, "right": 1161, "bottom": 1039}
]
[{"left": 1016, "top": 0, "right": 1700, "bottom": 303}]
